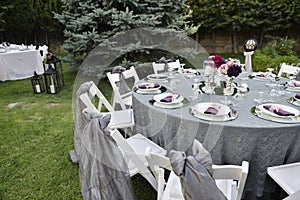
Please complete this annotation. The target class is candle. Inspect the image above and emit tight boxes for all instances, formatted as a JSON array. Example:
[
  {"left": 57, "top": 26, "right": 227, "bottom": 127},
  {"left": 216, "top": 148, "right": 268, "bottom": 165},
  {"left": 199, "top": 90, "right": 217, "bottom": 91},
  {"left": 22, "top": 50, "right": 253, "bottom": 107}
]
[
  {"left": 50, "top": 85, "right": 55, "bottom": 93},
  {"left": 35, "top": 84, "right": 41, "bottom": 93}
]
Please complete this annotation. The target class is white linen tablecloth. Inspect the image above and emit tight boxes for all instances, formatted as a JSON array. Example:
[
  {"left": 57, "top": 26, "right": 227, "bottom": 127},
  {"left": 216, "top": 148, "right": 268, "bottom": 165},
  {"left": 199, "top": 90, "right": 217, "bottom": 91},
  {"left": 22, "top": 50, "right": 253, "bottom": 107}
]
[
  {"left": 132, "top": 73, "right": 300, "bottom": 199},
  {"left": 0, "top": 47, "right": 46, "bottom": 81}
]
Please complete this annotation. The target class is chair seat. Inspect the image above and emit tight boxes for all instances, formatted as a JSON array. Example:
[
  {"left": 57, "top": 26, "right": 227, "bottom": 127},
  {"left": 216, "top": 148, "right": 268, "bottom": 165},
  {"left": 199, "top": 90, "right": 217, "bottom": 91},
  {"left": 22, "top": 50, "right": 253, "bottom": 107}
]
[
  {"left": 126, "top": 134, "right": 166, "bottom": 174},
  {"left": 107, "top": 109, "right": 134, "bottom": 129},
  {"left": 268, "top": 162, "right": 300, "bottom": 195}
]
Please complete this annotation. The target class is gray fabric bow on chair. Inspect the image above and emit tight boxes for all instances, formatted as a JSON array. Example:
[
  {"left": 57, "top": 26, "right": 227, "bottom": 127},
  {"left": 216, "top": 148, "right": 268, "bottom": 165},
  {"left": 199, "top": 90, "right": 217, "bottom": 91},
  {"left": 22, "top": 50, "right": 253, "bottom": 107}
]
[
  {"left": 112, "top": 66, "right": 131, "bottom": 95},
  {"left": 169, "top": 140, "right": 227, "bottom": 200},
  {"left": 71, "top": 81, "right": 94, "bottom": 163},
  {"left": 156, "top": 57, "right": 172, "bottom": 73},
  {"left": 80, "top": 110, "right": 136, "bottom": 200}
]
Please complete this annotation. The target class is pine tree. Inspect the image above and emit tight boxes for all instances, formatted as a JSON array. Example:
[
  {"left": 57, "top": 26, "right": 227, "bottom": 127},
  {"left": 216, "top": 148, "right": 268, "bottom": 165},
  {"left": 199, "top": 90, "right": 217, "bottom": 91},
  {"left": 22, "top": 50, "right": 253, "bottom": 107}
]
[{"left": 54, "top": 0, "right": 197, "bottom": 69}]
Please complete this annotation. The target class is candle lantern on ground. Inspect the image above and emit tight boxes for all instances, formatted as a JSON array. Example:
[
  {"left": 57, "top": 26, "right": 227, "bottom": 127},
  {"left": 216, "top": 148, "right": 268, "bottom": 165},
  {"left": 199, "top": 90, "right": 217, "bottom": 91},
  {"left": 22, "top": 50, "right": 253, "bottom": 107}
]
[
  {"left": 44, "top": 52, "right": 65, "bottom": 87},
  {"left": 43, "top": 65, "right": 61, "bottom": 94},
  {"left": 31, "top": 71, "right": 45, "bottom": 94}
]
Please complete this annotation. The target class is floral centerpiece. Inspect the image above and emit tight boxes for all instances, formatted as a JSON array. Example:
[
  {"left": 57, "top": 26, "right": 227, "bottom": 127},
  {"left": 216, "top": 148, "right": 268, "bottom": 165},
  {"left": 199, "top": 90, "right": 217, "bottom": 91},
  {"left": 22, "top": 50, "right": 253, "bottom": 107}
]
[{"left": 208, "top": 55, "right": 242, "bottom": 77}]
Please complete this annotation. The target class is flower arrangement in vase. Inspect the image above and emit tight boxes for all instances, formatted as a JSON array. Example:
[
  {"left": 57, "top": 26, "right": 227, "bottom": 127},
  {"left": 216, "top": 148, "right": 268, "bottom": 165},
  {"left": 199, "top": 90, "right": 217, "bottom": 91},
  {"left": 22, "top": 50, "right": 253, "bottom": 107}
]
[{"left": 208, "top": 55, "right": 242, "bottom": 77}]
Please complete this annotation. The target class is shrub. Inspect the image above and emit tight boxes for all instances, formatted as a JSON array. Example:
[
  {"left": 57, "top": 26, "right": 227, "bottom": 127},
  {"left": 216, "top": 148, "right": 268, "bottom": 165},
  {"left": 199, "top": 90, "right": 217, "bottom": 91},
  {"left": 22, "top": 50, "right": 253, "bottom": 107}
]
[{"left": 253, "top": 36, "right": 299, "bottom": 73}]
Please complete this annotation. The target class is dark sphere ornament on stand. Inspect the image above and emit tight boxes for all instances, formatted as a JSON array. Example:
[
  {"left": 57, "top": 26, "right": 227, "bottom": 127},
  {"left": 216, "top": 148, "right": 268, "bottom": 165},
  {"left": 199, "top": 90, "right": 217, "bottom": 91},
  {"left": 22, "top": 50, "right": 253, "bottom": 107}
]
[{"left": 243, "top": 39, "right": 258, "bottom": 52}]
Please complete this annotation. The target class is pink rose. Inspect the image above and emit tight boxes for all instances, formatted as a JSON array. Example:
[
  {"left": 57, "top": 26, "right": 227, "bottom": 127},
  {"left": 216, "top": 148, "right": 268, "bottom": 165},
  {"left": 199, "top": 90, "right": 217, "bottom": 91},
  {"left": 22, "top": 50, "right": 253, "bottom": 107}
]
[
  {"left": 219, "top": 64, "right": 228, "bottom": 74},
  {"left": 226, "top": 60, "right": 234, "bottom": 67}
]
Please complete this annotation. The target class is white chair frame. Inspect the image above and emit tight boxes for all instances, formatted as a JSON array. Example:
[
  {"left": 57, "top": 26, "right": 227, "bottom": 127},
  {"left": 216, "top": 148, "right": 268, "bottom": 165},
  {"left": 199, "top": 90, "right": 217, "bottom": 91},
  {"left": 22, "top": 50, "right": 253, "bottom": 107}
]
[
  {"left": 107, "top": 66, "right": 140, "bottom": 110},
  {"left": 145, "top": 147, "right": 249, "bottom": 200},
  {"left": 79, "top": 81, "right": 134, "bottom": 130},
  {"left": 267, "top": 162, "right": 300, "bottom": 195},
  {"left": 110, "top": 129, "right": 167, "bottom": 191},
  {"left": 278, "top": 63, "right": 299, "bottom": 77},
  {"left": 152, "top": 59, "right": 183, "bottom": 74}
]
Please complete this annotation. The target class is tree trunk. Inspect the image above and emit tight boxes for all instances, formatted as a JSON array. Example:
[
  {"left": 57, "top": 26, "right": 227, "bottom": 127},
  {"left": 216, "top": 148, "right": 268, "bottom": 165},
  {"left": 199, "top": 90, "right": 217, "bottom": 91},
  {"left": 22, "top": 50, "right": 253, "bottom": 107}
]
[
  {"left": 259, "top": 28, "right": 264, "bottom": 49},
  {"left": 45, "top": 31, "right": 49, "bottom": 46},
  {"left": 195, "top": 32, "right": 199, "bottom": 51},
  {"left": 232, "top": 31, "right": 238, "bottom": 54}
]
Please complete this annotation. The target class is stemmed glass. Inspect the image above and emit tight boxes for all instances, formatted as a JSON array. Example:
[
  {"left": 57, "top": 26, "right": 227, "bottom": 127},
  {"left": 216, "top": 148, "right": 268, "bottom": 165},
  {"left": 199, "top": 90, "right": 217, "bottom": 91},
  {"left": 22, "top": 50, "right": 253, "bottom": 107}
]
[
  {"left": 203, "top": 60, "right": 216, "bottom": 94},
  {"left": 220, "top": 75, "right": 234, "bottom": 105}
]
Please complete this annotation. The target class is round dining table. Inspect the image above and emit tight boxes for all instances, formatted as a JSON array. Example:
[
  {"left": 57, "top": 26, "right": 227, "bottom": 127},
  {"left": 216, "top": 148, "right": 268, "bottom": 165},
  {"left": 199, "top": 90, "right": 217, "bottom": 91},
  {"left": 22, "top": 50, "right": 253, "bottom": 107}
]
[{"left": 132, "top": 72, "right": 300, "bottom": 199}]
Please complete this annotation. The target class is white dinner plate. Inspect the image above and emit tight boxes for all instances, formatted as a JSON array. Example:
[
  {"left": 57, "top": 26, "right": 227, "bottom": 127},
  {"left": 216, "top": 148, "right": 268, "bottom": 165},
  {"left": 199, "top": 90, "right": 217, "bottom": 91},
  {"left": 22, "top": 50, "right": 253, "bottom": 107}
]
[
  {"left": 147, "top": 74, "right": 168, "bottom": 81},
  {"left": 190, "top": 102, "right": 236, "bottom": 122},
  {"left": 286, "top": 86, "right": 300, "bottom": 92},
  {"left": 153, "top": 101, "right": 183, "bottom": 109},
  {"left": 193, "top": 102, "right": 231, "bottom": 117},
  {"left": 181, "top": 68, "right": 197, "bottom": 74},
  {"left": 253, "top": 106, "right": 300, "bottom": 123},
  {"left": 137, "top": 83, "right": 161, "bottom": 91},
  {"left": 153, "top": 93, "right": 184, "bottom": 105},
  {"left": 258, "top": 103, "right": 300, "bottom": 118}
]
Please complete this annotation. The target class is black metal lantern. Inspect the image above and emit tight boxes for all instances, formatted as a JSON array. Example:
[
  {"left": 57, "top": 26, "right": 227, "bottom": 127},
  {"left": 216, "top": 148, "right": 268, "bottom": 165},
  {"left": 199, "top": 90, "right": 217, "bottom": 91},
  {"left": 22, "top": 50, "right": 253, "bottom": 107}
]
[
  {"left": 243, "top": 39, "right": 258, "bottom": 52},
  {"left": 44, "top": 55, "right": 64, "bottom": 87},
  {"left": 31, "top": 71, "right": 45, "bottom": 94},
  {"left": 43, "top": 65, "right": 61, "bottom": 94}
]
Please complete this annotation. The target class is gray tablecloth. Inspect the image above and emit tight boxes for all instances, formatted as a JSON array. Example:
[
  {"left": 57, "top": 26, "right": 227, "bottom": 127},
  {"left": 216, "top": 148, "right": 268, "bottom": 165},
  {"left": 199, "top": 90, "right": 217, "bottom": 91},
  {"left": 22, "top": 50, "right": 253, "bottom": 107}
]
[{"left": 132, "top": 73, "right": 300, "bottom": 198}]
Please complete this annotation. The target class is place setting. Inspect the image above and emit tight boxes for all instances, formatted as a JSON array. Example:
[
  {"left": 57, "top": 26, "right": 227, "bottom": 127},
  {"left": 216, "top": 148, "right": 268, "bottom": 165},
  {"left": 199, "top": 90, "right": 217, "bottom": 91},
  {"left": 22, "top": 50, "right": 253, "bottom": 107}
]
[
  {"left": 248, "top": 68, "right": 279, "bottom": 81},
  {"left": 189, "top": 102, "right": 238, "bottom": 122},
  {"left": 287, "top": 93, "right": 300, "bottom": 107},
  {"left": 134, "top": 82, "right": 167, "bottom": 94},
  {"left": 251, "top": 103, "right": 300, "bottom": 123},
  {"left": 145, "top": 74, "right": 169, "bottom": 82},
  {"left": 285, "top": 79, "right": 300, "bottom": 92},
  {"left": 149, "top": 92, "right": 189, "bottom": 109}
]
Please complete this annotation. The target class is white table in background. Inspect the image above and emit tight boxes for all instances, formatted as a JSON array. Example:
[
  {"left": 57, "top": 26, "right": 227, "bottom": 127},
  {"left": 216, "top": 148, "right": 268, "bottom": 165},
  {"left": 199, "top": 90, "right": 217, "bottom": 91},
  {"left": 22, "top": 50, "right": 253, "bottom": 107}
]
[{"left": 0, "top": 46, "right": 47, "bottom": 81}]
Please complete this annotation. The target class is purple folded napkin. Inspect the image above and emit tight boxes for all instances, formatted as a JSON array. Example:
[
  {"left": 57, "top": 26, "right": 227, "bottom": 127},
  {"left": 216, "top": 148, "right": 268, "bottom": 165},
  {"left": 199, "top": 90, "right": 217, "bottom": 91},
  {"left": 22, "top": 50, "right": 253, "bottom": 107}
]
[
  {"left": 204, "top": 106, "right": 219, "bottom": 115},
  {"left": 160, "top": 94, "right": 179, "bottom": 103},
  {"left": 256, "top": 72, "right": 268, "bottom": 77},
  {"left": 295, "top": 93, "right": 300, "bottom": 100},
  {"left": 138, "top": 83, "right": 159, "bottom": 89},
  {"left": 291, "top": 80, "right": 300, "bottom": 87},
  {"left": 263, "top": 105, "right": 295, "bottom": 116}
]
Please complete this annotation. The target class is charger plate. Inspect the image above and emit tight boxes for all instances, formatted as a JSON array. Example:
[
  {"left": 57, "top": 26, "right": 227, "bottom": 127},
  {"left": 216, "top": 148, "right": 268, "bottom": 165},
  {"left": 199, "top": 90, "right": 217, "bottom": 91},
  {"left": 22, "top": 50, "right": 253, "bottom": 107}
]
[
  {"left": 250, "top": 106, "right": 300, "bottom": 123},
  {"left": 190, "top": 102, "right": 237, "bottom": 122}
]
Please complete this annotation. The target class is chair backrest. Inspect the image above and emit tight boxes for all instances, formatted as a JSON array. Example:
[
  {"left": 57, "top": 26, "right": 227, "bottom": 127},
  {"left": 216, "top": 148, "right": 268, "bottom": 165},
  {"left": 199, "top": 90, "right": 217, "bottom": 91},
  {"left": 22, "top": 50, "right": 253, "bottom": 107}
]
[
  {"left": 278, "top": 63, "right": 299, "bottom": 77},
  {"left": 145, "top": 146, "right": 180, "bottom": 200},
  {"left": 145, "top": 147, "right": 249, "bottom": 200},
  {"left": 79, "top": 81, "right": 114, "bottom": 113},
  {"left": 152, "top": 59, "right": 181, "bottom": 74},
  {"left": 109, "top": 129, "right": 158, "bottom": 191},
  {"left": 107, "top": 66, "right": 139, "bottom": 110},
  {"left": 212, "top": 161, "right": 249, "bottom": 200}
]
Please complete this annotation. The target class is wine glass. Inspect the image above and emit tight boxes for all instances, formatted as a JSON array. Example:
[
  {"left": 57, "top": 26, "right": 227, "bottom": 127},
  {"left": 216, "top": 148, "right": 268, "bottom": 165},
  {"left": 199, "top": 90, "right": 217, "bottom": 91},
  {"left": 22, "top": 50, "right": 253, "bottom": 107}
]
[{"left": 220, "top": 76, "right": 233, "bottom": 105}]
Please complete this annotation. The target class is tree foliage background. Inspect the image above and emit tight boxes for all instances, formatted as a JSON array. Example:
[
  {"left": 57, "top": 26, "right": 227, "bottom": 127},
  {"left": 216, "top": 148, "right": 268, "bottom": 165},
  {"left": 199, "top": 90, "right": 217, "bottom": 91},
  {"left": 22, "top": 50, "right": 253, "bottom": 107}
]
[
  {"left": 0, "top": 0, "right": 63, "bottom": 46},
  {"left": 1, "top": 0, "right": 300, "bottom": 56}
]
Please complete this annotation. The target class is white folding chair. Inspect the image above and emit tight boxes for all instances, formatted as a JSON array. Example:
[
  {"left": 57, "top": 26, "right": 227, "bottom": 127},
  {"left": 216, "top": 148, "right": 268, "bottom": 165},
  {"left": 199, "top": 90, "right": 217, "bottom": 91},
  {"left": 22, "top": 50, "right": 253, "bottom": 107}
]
[
  {"left": 107, "top": 66, "right": 140, "bottom": 110},
  {"left": 212, "top": 161, "right": 249, "bottom": 200},
  {"left": 278, "top": 63, "right": 299, "bottom": 77},
  {"left": 145, "top": 147, "right": 249, "bottom": 200},
  {"left": 152, "top": 59, "right": 183, "bottom": 74},
  {"left": 79, "top": 81, "right": 134, "bottom": 131},
  {"left": 283, "top": 190, "right": 300, "bottom": 200},
  {"left": 267, "top": 162, "right": 300, "bottom": 196},
  {"left": 109, "top": 129, "right": 167, "bottom": 191}
]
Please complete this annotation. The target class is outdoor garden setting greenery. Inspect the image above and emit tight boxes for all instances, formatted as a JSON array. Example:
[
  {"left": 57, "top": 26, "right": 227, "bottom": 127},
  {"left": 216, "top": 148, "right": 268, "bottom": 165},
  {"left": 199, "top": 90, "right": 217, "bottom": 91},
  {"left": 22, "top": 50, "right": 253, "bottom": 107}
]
[
  {"left": 189, "top": 0, "right": 300, "bottom": 53},
  {"left": 0, "top": 62, "right": 156, "bottom": 200},
  {"left": 253, "top": 36, "right": 299, "bottom": 73},
  {"left": 0, "top": 0, "right": 63, "bottom": 44},
  {"left": 53, "top": 0, "right": 197, "bottom": 69}
]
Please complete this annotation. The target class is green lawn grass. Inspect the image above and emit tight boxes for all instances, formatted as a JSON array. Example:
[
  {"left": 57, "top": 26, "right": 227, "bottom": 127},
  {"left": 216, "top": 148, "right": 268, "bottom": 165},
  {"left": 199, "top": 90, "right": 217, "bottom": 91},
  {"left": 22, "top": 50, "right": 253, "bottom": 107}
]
[{"left": 0, "top": 62, "right": 156, "bottom": 199}]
